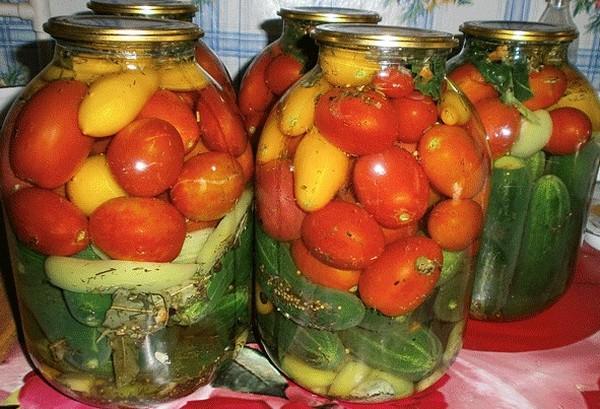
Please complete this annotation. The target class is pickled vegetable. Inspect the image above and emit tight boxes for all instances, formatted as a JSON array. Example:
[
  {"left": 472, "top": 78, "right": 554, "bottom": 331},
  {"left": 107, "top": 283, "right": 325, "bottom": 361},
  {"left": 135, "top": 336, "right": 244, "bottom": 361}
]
[
  {"left": 449, "top": 21, "right": 600, "bottom": 320},
  {"left": 255, "top": 25, "right": 487, "bottom": 402},
  {"left": 1, "top": 16, "right": 252, "bottom": 407}
]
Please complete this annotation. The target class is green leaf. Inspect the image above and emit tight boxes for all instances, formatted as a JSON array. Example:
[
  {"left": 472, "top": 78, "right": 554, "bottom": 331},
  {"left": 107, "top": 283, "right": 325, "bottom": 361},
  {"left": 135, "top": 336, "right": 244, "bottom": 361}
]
[
  {"left": 212, "top": 347, "right": 288, "bottom": 397},
  {"left": 412, "top": 57, "right": 445, "bottom": 100},
  {"left": 110, "top": 336, "right": 140, "bottom": 388},
  {"left": 512, "top": 61, "right": 533, "bottom": 101}
]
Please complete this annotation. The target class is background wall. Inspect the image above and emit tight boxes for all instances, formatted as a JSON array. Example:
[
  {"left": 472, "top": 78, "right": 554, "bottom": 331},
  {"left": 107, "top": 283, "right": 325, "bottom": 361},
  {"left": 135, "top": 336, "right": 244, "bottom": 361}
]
[{"left": 0, "top": 0, "right": 599, "bottom": 89}]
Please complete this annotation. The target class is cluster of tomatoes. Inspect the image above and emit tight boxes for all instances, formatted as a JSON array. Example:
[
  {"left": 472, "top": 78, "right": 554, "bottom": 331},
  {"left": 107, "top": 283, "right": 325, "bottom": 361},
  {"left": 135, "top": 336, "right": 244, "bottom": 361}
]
[
  {"left": 238, "top": 42, "right": 305, "bottom": 139},
  {"left": 256, "top": 51, "right": 489, "bottom": 317},
  {"left": 449, "top": 63, "right": 593, "bottom": 158},
  {"left": 1, "top": 62, "right": 251, "bottom": 262}
]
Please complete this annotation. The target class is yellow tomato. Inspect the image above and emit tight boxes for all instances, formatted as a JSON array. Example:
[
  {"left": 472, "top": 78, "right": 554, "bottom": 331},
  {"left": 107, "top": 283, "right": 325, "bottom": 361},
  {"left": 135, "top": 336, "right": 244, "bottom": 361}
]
[
  {"left": 439, "top": 89, "right": 471, "bottom": 126},
  {"left": 67, "top": 154, "right": 127, "bottom": 215},
  {"left": 280, "top": 354, "right": 337, "bottom": 390},
  {"left": 78, "top": 69, "right": 159, "bottom": 137},
  {"left": 279, "top": 75, "right": 331, "bottom": 136},
  {"left": 158, "top": 62, "right": 210, "bottom": 91},
  {"left": 256, "top": 109, "right": 290, "bottom": 164},
  {"left": 320, "top": 46, "right": 380, "bottom": 87},
  {"left": 550, "top": 67, "right": 600, "bottom": 131},
  {"left": 293, "top": 127, "right": 349, "bottom": 212},
  {"left": 72, "top": 56, "right": 122, "bottom": 82}
]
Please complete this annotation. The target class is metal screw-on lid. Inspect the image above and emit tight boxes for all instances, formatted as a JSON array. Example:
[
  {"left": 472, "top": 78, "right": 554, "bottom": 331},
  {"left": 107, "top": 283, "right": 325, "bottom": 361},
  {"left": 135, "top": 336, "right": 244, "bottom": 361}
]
[
  {"left": 44, "top": 15, "right": 202, "bottom": 43},
  {"left": 460, "top": 21, "right": 577, "bottom": 42},
  {"left": 278, "top": 7, "right": 381, "bottom": 24},
  {"left": 87, "top": 0, "right": 197, "bottom": 20},
  {"left": 313, "top": 24, "right": 458, "bottom": 50}
]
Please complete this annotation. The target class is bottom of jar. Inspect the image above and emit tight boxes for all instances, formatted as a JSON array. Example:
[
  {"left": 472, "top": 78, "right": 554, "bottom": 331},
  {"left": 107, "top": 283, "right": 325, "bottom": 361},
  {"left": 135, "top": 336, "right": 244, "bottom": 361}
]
[{"left": 257, "top": 316, "right": 465, "bottom": 403}]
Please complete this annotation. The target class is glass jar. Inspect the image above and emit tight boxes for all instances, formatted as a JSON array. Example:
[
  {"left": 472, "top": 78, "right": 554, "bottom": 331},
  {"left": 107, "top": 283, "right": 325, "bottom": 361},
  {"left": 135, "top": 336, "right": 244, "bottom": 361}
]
[
  {"left": 0, "top": 15, "right": 252, "bottom": 407},
  {"left": 238, "top": 7, "right": 381, "bottom": 143},
  {"left": 448, "top": 21, "right": 600, "bottom": 320},
  {"left": 87, "top": 0, "right": 236, "bottom": 103},
  {"left": 254, "top": 24, "right": 490, "bottom": 402}
]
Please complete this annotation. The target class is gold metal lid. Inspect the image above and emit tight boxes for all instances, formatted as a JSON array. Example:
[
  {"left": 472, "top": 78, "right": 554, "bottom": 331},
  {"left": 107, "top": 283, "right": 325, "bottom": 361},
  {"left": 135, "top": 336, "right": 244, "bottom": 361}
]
[
  {"left": 278, "top": 7, "right": 381, "bottom": 24},
  {"left": 313, "top": 24, "right": 458, "bottom": 49},
  {"left": 87, "top": 0, "right": 197, "bottom": 19},
  {"left": 460, "top": 21, "right": 577, "bottom": 42},
  {"left": 44, "top": 15, "right": 202, "bottom": 43}
]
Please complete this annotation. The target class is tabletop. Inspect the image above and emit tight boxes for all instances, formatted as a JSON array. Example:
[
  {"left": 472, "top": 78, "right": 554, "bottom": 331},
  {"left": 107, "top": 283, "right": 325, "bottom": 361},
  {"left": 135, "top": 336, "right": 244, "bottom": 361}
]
[{"left": 0, "top": 244, "right": 599, "bottom": 409}]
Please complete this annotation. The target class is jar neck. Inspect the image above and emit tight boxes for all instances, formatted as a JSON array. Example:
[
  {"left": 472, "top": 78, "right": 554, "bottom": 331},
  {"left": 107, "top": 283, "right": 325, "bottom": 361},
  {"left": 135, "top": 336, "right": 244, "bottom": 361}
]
[
  {"left": 52, "top": 39, "right": 197, "bottom": 66},
  {"left": 546, "top": 0, "right": 570, "bottom": 8},
  {"left": 460, "top": 35, "right": 570, "bottom": 67}
]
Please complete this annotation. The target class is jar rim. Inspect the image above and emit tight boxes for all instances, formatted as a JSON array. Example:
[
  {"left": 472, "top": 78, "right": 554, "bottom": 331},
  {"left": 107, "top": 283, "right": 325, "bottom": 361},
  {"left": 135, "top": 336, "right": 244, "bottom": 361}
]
[
  {"left": 87, "top": 0, "right": 197, "bottom": 18},
  {"left": 460, "top": 21, "right": 577, "bottom": 42},
  {"left": 312, "top": 24, "right": 458, "bottom": 49},
  {"left": 278, "top": 7, "right": 381, "bottom": 23},
  {"left": 44, "top": 15, "right": 202, "bottom": 43}
]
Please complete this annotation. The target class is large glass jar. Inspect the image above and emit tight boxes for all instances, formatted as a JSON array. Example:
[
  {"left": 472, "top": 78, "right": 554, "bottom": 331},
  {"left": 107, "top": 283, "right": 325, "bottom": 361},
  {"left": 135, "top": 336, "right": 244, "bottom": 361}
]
[
  {"left": 0, "top": 16, "right": 252, "bottom": 407},
  {"left": 254, "top": 24, "right": 491, "bottom": 402},
  {"left": 87, "top": 0, "right": 236, "bottom": 103},
  {"left": 448, "top": 21, "right": 600, "bottom": 321},
  {"left": 238, "top": 7, "right": 380, "bottom": 143}
]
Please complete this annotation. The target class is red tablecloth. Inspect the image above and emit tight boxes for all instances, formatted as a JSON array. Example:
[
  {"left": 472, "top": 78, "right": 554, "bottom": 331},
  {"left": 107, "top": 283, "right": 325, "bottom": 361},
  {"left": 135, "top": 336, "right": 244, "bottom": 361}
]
[{"left": 1, "top": 245, "right": 599, "bottom": 409}]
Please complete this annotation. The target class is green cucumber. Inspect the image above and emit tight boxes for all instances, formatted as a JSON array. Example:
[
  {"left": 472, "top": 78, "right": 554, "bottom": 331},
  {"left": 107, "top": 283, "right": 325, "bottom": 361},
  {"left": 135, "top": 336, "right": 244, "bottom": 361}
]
[
  {"left": 358, "top": 308, "right": 411, "bottom": 332},
  {"left": 173, "top": 218, "right": 252, "bottom": 326},
  {"left": 505, "top": 175, "right": 571, "bottom": 312},
  {"left": 11, "top": 242, "right": 112, "bottom": 374},
  {"left": 437, "top": 249, "right": 468, "bottom": 287},
  {"left": 544, "top": 135, "right": 600, "bottom": 295},
  {"left": 255, "top": 225, "right": 365, "bottom": 331},
  {"left": 525, "top": 150, "right": 546, "bottom": 181},
  {"left": 63, "top": 246, "right": 112, "bottom": 327},
  {"left": 276, "top": 312, "right": 345, "bottom": 370},
  {"left": 470, "top": 156, "right": 533, "bottom": 319},
  {"left": 63, "top": 290, "right": 112, "bottom": 327},
  {"left": 339, "top": 326, "right": 442, "bottom": 381},
  {"left": 433, "top": 273, "right": 469, "bottom": 322},
  {"left": 45, "top": 257, "right": 199, "bottom": 294}
]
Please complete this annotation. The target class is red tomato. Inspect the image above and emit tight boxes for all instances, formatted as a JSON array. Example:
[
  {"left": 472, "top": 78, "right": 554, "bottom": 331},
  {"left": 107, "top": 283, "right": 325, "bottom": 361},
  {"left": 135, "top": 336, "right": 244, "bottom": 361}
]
[
  {"left": 418, "top": 124, "right": 487, "bottom": 199},
  {"left": 391, "top": 91, "right": 438, "bottom": 143},
  {"left": 291, "top": 239, "right": 360, "bottom": 291},
  {"left": 427, "top": 198, "right": 483, "bottom": 251},
  {"left": 137, "top": 89, "right": 201, "bottom": 152},
  {"left": 358, "top": 236, "right": 442, "bottom": 316},
  {"left": 238, "top": 43, "right": 278, "bottom": 119},
  {"left": 474, "top": 97, "right": 521, "bottom": 158},
  {"left": 373, "top": 66, "right": 414, "bottom": 98},
  {"left": 265, "top": 53, "right": 304, "bottom": 96},
  {"left": 314, "top": 88, "right": 398, "bottom": 156},
  {"left": 107, "top": 118, "right": 184, "bottom": 197},
  {"left": 90, "top": 196, "right": 185, "bottom": 262},
  {"left": 10, "top": 80, "right": 92, "bottom": 189},
  {"left": 256, "top": 159, "right": 305, "bottom": 241},
  {"left": 448, "top": 63, "right": 498, "bottom": 104},
  {"left": 301, "top": 200, "right": 385, "bottom": 270},
  {"left": 545, "top": 107, "right": 592, "bottom": 155},
  {"left": 353, "top": 147, "right": 430, "bottom": 228},
  {"left": 523, "top": 65, "right": 567, "bottom": 110},
  {"left": 381, "top": 221, "right": 418, "bottom": 245},
  {"left": 197, "top": 84, "right": 248, "bottom": 157},
  {"left": 194, "top": 42, "right": 236, "bottom": 104},
  {"left": 175, "top": 91, "right": 199, "bottom": 109},
  {"left": 0, "top": 102, "right": 31, "bottom": 197},
  {"left": 236, "top": 141, "right": 255, "bottom": 183},
  {"left": 170, "top": 151, "right": 244, "bottom": 222},
  {"left": 7, "top": 187, "right": 89, "bottom": 256}
]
